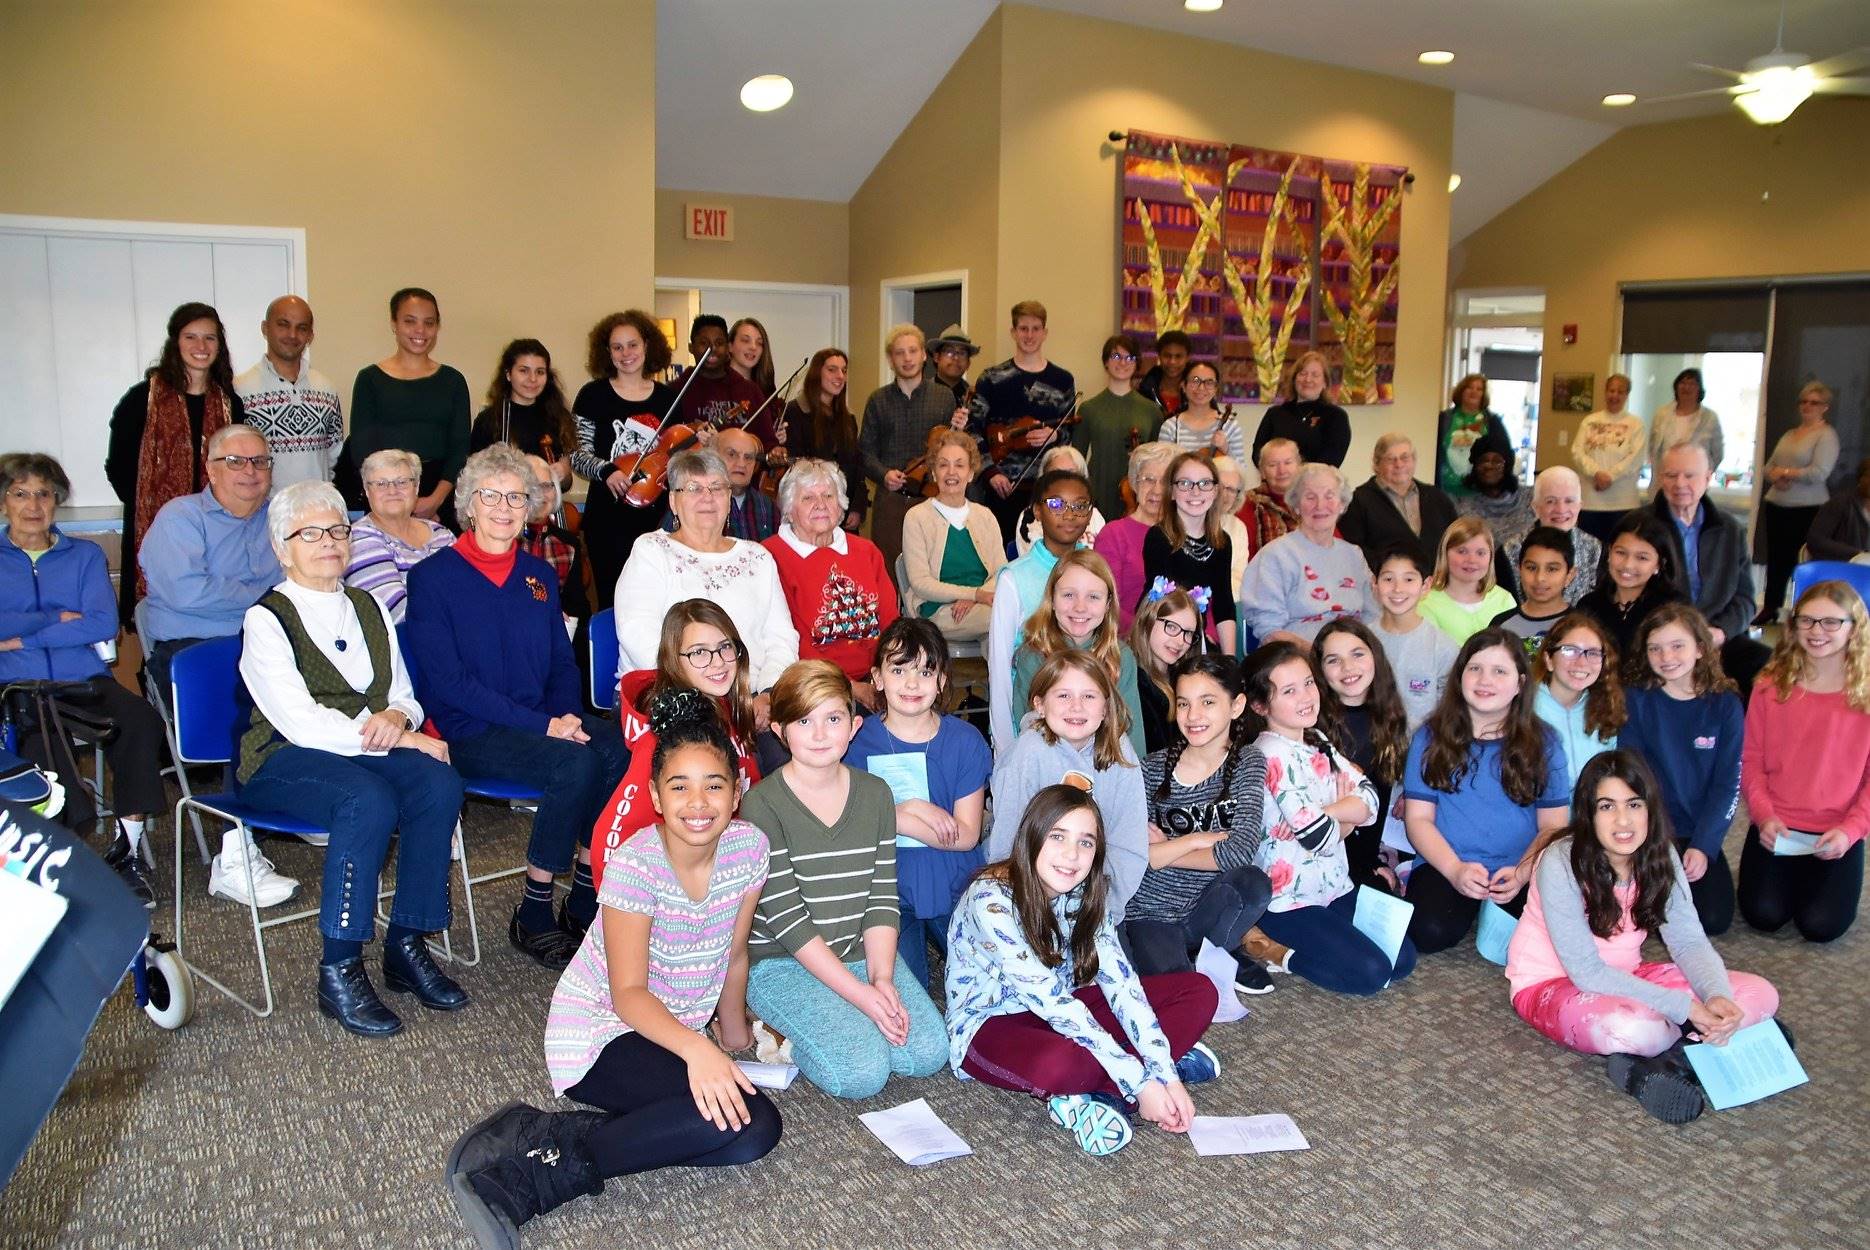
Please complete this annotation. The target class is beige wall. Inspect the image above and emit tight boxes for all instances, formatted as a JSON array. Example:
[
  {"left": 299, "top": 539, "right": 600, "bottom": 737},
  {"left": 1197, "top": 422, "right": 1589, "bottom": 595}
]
[
  {"left": 656, "top": 189, "right": 848, "bottom": 287},
  {"left": 849, "top": 11, "right": 1004, "bottom": 392},
  {"left": 1452, "top": 99, "right": 1870, "bottom": 469},
  {"left": 0, "top": 0, "right": 656, "bottom": 419},
  {"left": 990, "top": 5, "right": 1456, "bottom": 474}
]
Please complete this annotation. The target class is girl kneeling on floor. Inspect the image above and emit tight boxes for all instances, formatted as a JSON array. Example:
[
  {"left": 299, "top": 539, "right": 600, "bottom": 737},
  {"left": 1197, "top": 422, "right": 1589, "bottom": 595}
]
[
  {"left": 741, "top": 660, "right": 948, "bottom": 1099},
  {"left": 947, "top": 783, "right": 1219, "bottom": 1156},
  {"left": 1242, "top": 642, "right": 1416, "bottom": 995},
  {"left": 1506, "top": 749, "right": 1780, "bottom": 1124},
  {"left": 448, "top": 699, "right": 778, "bottom": 1248}
]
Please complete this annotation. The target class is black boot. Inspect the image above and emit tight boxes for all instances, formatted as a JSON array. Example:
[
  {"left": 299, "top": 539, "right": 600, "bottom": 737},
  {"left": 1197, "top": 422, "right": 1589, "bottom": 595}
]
[
  {"left": 104, "top": 831, "right": 155, "bottom": 910},
  {"left": 446, "top": 1102, "right": 606, "bottom": 1250},
  {"left": 382, "top": 931, "right": 470, "bottom": 1011},
  {"left": 508, "top": 904, "right": 580, "bottom": 970},
  {"left": 1632, "top": 1042, "right": 1707, "bottom": 1124},
  {"left": 317, "top": 957, "right": 403, "bottom": 1038}
]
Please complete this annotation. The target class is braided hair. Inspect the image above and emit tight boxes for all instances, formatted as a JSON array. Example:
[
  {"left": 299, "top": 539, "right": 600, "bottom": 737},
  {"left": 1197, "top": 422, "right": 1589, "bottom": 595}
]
[{"left": 1153, "top": 652, "right": 1251, "bottom": 803}]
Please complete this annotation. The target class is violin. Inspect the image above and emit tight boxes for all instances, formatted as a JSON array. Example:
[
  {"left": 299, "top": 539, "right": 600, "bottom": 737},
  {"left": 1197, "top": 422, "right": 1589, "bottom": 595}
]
[
  {"left": 609, "top": 347, "right": 716, "bottom": 510},
  {"left": 1118, "top": 424, "right": 1143, "bottom": 513},
  {"left": 986, "top": 391, "right": 1084, "bottom": 463}
]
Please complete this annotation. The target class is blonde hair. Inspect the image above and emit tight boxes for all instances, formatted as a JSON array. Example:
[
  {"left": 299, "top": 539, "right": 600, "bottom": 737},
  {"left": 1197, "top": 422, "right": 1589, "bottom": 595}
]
[
  {"left": 1029, "top": 650, "right": 1130, "bottom": 770},
  {"left": 1160, "top": 450, "right": 1227, "bottom": 548},
  {"left": 1127, "top": 441, "right": 1176, "bottom": 492},
  {"left": 1800, "top": 380, "right": 1834, "bottom": 406},
  {"left": 1020, "top": 550, "right": 1123, "bottom": 686},
  {"left": 359, "top": 447, "right": 421, "bottom": 483},
  {"left": 769, "top": 659, "right": 855, "bottom": 725},
  {"left": 1760, "top": 581, "right": 1870, "bottom": 713},
  {"left": 885, "top": 322, "right": 925, "bottom": 353},
  {"left": 1371, "top": 432, "right": 1414, "bottom": 466},
  {"left": 1430, "top": 515, "right": 1498, "bottom": 594}
]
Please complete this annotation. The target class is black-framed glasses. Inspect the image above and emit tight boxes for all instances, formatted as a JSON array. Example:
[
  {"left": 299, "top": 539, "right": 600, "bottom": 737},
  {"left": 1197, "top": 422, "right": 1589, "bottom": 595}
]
[
  {"left": 1041, "top": 498, "right": 1093, "bottom": 516},
  {"left": 288, "top": 523, "right": 352, "bottom": 544},
  {"left": 1157, "top": 618, "right": 1196, "bottom": 642},
  {"left": 1552, "top": 644, "right": 1604, "bottom": 662},
  {"left": 1793, "top": 614, "right": 1850, "bottom": 634},
  {"left": 210, "top": 454, "right": 274, "bottom": 470},
  {"left": 1173, "top": 478, "right": 1218, "bottom": 492},
  {"left": 1184, "top": 377, "right": 1218, "bottom": 389},
  {"left": 471, "top": 487, "right": 531, "bottom": 509},
  {"left": 680, "top": 640, "right": 743, "bottom": 667}
]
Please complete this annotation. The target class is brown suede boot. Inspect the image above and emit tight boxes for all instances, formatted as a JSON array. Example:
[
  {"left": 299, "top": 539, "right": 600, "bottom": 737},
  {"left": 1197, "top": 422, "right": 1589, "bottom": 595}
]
[{"left": 1242, "top": 926, "right": 1293, "bottom": 973}]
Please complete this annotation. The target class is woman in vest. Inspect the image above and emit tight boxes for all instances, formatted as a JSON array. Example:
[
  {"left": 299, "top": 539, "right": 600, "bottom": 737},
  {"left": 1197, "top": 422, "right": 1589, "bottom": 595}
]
[{"left": 236, "top": 480, "right": 465, "bottom": 1038}]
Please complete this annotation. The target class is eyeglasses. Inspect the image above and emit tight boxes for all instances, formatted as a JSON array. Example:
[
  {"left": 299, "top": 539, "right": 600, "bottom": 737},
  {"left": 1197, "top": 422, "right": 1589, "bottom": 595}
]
[
  {"left": 5, "top": 487, "right": 53, "bottom": 504},
  {"left": 676, "top": 482, "right": 729, "bottom": 499},
  {"left": 1156, "top": 618, "right": 1196, "bottom": 642},
  {"left": 680, "top": 640, "right": 743, "bottom": 667},
  {"left": 1108, "top": 353, "right": 1137, "bottom": 363},
  {"left": 287, "top": 523, "right": 352, "bottom": 544},
  {"left": 210, "top": 454, "right": 274, "bottom": 470},
  {"left": 1173, "top": 478, "right": 1218, "bottom": 492},
  {"left": 471, "top": 487, "right": 531, "bottom": 509},
  {"left": 366, "top": 476, "right": 415, "bottom": 491},
  {"left": 1184, "top": 377, "right": 1218, "bottom": 389},
  {"left": 1041, "top": 498, "right": 1093, "bottom": 516},
  {"left": 1552, "top": 644, "right": 1604, "bottom": 663},
  {"left": 1793, "top": 614, "right": 1850, "bottom": 634}
]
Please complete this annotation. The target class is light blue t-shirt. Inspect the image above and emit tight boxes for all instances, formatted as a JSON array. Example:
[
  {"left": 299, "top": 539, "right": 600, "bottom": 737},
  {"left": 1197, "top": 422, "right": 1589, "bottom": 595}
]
[{"left": 1402, "top": 723, "right": 1570, "bottom": 871}]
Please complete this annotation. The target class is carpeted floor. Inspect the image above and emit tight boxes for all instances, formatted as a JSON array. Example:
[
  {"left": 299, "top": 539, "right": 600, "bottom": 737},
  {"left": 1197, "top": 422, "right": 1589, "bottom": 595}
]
[{"left": 3, "top": 802, "right": 1863, "bottom": 1250}]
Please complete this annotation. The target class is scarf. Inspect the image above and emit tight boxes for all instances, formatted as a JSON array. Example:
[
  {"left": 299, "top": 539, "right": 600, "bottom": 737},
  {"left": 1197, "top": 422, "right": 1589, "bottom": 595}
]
[
  {"left": 522, "top": 522, "right": 576, "bottom": 592},
  {"left": 133, "top": 374, "right": 231, "bottom": 596},
  {"left": 455, "top": 528, "right": 518, "bottom": 587},
  {"left": 1241, "top": 486, "right": 1297, "bottom": 557}
]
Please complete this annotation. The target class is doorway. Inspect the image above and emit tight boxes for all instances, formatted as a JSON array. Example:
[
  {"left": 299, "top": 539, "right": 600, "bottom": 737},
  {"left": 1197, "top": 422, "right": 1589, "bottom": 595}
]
[
  {"left": 879, "top": 270, "right": 969, "bottom": 384},
  {"left": 1449, "top": 289, "right": 1546, "bottom": 482}
]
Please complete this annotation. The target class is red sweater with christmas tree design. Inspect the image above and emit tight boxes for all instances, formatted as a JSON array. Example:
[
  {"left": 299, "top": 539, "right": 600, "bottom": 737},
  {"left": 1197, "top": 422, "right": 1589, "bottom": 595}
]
[{"left": 762, "top": 528, "right": 900, "bottom": 681}]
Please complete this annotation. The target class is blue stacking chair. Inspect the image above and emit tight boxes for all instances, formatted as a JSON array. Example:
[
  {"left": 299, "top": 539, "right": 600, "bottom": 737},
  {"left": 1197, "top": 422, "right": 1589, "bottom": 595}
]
[
  {"left": 167, "top": 636, "right": 476, "bottom": 1017},
  {"left": 588, "top": 608, "right": 619, "bottom": 712},
  {"left": 1789, "top": 560, "right": 1870, "bottom": 614}
]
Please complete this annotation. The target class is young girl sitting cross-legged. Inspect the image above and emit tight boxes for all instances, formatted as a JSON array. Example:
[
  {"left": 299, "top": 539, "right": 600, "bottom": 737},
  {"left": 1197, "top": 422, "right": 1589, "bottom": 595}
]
[
  {"left": 740, "top": 660, "right": 948, "bottom": 1099},
  {"left": 946, "top": 783, "right": 1220, "bottom": 1156},
  {"left": 1506, "top": 749, "right": 1781, "bottom": 1124},
  {"left": 447, "top": 696, "right": 778, "bottom": 1249}
]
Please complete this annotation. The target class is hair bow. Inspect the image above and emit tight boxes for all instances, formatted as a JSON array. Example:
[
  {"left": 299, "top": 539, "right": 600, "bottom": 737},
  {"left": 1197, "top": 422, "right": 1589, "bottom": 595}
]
[{"left": 1145, "top": 576, "right": 1209, "bottom": 615}]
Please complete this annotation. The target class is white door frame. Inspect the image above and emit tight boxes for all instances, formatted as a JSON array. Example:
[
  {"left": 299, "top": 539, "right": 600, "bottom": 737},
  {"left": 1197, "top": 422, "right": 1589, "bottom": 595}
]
[
  {"left": 653, "top": 276, "right": 850, "bottom": 363},
  {"left": 878, "top": 268, "right": 969, "bottom": 386}
]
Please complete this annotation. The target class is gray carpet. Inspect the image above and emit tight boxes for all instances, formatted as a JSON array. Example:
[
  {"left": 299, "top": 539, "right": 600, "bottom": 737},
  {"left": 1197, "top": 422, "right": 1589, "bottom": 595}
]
[{"left": 3, "top": 803, "right": 1863, "bottom": 1250}]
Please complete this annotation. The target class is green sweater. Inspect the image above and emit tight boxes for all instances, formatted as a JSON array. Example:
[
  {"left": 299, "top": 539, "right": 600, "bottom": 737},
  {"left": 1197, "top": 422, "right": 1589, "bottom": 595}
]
[
  {"left": 348, "top": 364, "right": 472, "bottom": 483},
  {"left": 1074, "top": 389, "right": 1162, "bottom": 520},
  {"left": 743, "top": 767, "right": 900, "bottom": 966},
  {"left": 1009, "top": 639, "right": 1147, "bottom": 762}
]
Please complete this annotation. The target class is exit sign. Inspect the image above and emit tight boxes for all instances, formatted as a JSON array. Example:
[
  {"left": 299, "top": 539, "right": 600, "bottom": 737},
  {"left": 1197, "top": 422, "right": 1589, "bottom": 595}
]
[{"left": 685, "top": 203, "right": 734, "bottom": 242}]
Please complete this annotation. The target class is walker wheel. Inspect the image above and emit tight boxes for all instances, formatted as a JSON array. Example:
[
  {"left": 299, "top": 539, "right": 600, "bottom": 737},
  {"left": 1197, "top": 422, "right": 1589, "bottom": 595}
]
[{"left": 142, "top": 945, "right": 195, "bottom": 1030}]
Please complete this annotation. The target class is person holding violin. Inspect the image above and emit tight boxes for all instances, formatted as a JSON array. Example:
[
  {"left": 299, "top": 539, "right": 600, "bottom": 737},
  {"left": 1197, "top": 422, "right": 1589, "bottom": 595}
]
[
  {"left": 860, "top": 323, "right": 969, "bottom": 572},
  {"left": 971, "top": 300, "right": 1078, "bottom": 545},
  {"left": 1073, "top": 333, "right": 1163, "bottom": 523},
  {"left": 729, "top": 317, "right": 777, "bottom": 400},
  {"left": 571, "top": 310, "right": 675, "bottom": 610},
  {"left": 903, "top": 429, "right": 1005, "bottom": 644},
  {"left": 470, "top": 338, "right": 576, "bottom": 489},
  {"left": 1154, "top": 360, "right": 1246, "bottom": 468},
  {"left": 678, "top": 315, "right": 767, "bottom": 439},
  {"left": 661, "top": 428, "right": 778, "bottom": 542},
  {"left": 783, "top": 348, "right": 866, "bottom": 532}
]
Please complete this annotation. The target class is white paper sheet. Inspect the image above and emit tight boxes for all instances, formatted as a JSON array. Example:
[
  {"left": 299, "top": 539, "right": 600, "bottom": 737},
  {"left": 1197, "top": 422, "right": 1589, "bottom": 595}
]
[
  {"left": 735, "top": 1060, "right": 799, "bottom": 1090},
  {"left": 1188, "top": 1114, "right": 1311, "bottom": 1156},
  {"left": 1771, "top": 830, "right": 1821, "bottom": 857},
  {"left": 1194, "top": 938, "right": 1251, "bottom": 1023},
  {"left": 858, "top": 1098, "right": 973, "bottom": 1166},
  {"left": 0, "top": 868, "right": 69, "bottom": 1012}
]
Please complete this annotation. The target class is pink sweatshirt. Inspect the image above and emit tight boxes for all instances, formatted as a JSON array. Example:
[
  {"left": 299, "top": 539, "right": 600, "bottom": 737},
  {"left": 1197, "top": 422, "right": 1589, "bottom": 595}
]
[{"left": 1741, "top": 685, "right": 1870, "bottom": 844}]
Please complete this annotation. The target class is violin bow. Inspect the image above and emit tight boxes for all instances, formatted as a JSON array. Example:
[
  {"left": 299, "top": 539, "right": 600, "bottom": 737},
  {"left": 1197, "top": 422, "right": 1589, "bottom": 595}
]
[
  {"left": 737, "top": 356, "right": 811, "bottom": 433},
  {"left": 1007, "top": 390, "right": 1085, "bottom": 493},
  {"left": 622, "top": 346, "right": 714, "bottom": 486}
]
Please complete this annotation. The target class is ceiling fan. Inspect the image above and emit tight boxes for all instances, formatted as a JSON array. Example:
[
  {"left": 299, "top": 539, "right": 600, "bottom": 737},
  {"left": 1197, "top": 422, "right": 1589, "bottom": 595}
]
[{"left": 1641, "top": 2, "right": 1869, "bottom": 124}]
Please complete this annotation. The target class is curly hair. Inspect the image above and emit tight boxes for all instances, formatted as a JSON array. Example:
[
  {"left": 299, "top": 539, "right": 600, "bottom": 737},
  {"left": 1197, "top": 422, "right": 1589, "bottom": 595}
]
[
  {"left": 1533, "top": 613, "right": 1628, "bottom": 740},
  {"left": 586, "top": 309, "right": 672, "bottom": 380},
  {"left": 1419, "top": 628, "right": 1552, "bottom": 805},
  {"left": 1759, "top": 580, "right": 1870, "bottom": 713},
  {"left": 1623, "top": 602, "right": 1735, "bottom": 696}
]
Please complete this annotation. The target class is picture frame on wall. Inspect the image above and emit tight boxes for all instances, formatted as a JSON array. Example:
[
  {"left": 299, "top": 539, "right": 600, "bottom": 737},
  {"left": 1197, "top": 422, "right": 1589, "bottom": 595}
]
[{"left": 1552, "top": 373, "right": 1595, "bottom": 413}]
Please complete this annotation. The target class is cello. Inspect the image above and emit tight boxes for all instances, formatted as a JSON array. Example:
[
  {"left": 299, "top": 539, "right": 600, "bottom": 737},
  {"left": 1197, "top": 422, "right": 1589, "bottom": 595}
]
[{"left": 610, "top": 347, "right": 716, "bottom": 510}]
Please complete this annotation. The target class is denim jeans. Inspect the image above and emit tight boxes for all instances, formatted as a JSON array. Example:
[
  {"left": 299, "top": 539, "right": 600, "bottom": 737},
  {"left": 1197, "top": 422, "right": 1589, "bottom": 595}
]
[
  {"left": 1124, "top": 864, "right": 1272, "bottom": 977},
  {"left": 446, "top": 714, "right": 628, "bottom": 874},
  {"left": 745, "top": 954, "right": 947, "bottom": 1100},
  {"left": 897, "top": 903, "right": 952, "bottom": 993},
  {"left": 239, "top": 745, "right": 464, "bottom": 942}
]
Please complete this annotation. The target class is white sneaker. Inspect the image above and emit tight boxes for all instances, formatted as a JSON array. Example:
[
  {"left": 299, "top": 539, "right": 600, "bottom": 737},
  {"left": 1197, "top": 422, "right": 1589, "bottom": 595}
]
[{"left": 209, "top": 835, "right": 300, "bottom": 907}]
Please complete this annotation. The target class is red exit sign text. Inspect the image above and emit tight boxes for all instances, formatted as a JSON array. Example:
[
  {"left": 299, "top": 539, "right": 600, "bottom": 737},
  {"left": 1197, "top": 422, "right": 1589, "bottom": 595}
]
[{"left": 685, "top": 204, "right": 735, "bottom": 242}]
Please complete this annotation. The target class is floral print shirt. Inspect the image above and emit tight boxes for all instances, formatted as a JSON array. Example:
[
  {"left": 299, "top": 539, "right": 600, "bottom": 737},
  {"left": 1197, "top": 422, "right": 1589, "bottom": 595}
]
[
  {"left": 1252, "top": 730, "right": 1378, "bottom": 912},
  {"left": 943, "top": 877, "right": 1175, "bottom": 1097}
]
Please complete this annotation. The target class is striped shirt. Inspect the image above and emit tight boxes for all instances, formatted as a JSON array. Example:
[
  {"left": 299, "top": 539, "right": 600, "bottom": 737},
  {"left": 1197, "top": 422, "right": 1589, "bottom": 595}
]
[
  {"left": 1136, "top": 744, "right": 1269, "bottom": 922},
  {"left": 543, "top": 820, "right": 768, "bottom": 1094},
  {"left": 742, "top": 767, "right": 899, "bottom": 965},
  {"left": 343, "top": 515, "right": 454, "bottom": 624}
]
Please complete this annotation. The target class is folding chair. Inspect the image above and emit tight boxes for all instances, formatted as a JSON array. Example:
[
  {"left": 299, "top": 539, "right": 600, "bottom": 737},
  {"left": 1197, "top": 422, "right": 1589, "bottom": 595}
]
[
  {"left": 168, "top": 636, "right": 477, "bottom": 1016},
  {"left": 894, "top": 552, "right": 987, "bottom": 724},
  {"left": 588, "top": 608, "right": 619, "bottom": 712},
  {"left": 397, "top": 625, "right": 544, "bottom": 967},
  {"left": 1790, "top": 560, "right": 1870, "bottom": 611},
  {"left": 132, "top": 600, "right": 214, "bottom": 865}
]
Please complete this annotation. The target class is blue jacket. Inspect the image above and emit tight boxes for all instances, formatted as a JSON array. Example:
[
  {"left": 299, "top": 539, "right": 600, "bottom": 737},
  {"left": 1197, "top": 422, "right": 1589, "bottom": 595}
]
[
  {"left": 0, "top": 528, "right": 116, "bottom": 683},
  {"left": 403, "top": 545, "right": 581, "bottom": 740}
]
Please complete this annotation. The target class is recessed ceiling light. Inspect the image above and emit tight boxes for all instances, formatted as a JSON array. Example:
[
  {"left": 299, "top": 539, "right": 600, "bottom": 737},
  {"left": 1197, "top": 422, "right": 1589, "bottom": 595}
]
[
  {"left": 1185, "top": 0, "right": 1223, "bottom": 11},
  {"left": 1447, "top": 174, "right": 1462, "bottom": 193},
  {"left": 740, "top": 74, "right": 794, "bottom": 112},
  {"left": 1418, "top": 50, "right": 1454, "bottom": 65},
  {"left": 1602, "top": 92, "right": 1637, "bottom": 107}
]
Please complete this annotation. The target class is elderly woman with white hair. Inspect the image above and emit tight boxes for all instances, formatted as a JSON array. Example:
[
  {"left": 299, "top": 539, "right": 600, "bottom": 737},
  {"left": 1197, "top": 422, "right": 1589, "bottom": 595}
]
[
  {"left": 345, "top": 447, "right": 454, "bottom": 623},
  {"left": 1013, "top": 444, "right": 1107, "bottom": 555},
  {"left": 405, "top": 444, "right": 628, "bottom": 970},
  {"left": 762, "top": 457, "right": 899, "bottom": 707},
  {"left": 236, "top": 479, "right": 465, "bottom": 1037},
  {"left": 1505, "top": 466, "right": 1601, "bottom": 605},
  {"left": 1239, "top": 461, "right": 1375, "bottom": 646},
  {"left": 614, "top": 447, "right": 799, "bottom": 725}
]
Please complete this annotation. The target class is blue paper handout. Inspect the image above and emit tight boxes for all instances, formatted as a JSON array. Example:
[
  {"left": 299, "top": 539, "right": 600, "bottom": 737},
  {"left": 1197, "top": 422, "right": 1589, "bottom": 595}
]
[
  {"left": 1350, "top": 885, "right": 1414, "bottom": 966},
  {"left": 1475, "top": 900, "right": 1518, "bottom": 965},
  {"left": 1684, "top": 1020, "right": 1808, "bottom": 1110}
]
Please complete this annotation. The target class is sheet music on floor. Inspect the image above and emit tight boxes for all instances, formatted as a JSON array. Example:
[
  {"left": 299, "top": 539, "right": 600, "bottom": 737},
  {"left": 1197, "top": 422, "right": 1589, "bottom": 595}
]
[
  {"left": 1194, "top": 938, "right": 1251, "bottom": 1023},
  {"left": 858, "top": 1098, "right": 973, "bottom": 1166},
  {"left": 735, "top": 1061, "right": 799, "bottom": 1090},
  {"left": 1188, "top": 1114, "right": 1310, "bottom": 1156}
]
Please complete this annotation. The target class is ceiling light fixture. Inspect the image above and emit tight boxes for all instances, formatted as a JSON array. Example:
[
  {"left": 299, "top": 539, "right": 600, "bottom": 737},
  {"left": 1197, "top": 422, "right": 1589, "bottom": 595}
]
[
  {"left": 1418, "top": 50, "right": 1454, "bottom": 65},
  {"left": 1735, "top": 63, "right": 1814, "bottom": 124},
  {"left": 1447, "top": 174, "right": 1462, "bottom": 193},
  {"left": 739, "top": 74, "right": 794, "bottom": 113},
  {"left": 1184, "top": 0, "right": 1223, "bottom": 11},
  {"left": 1602, "top": 92, "right": 1637, "bottom": 107}
]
